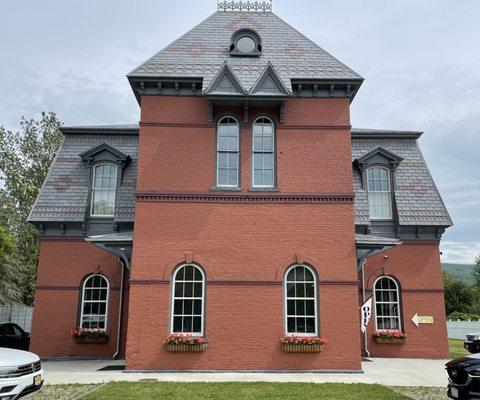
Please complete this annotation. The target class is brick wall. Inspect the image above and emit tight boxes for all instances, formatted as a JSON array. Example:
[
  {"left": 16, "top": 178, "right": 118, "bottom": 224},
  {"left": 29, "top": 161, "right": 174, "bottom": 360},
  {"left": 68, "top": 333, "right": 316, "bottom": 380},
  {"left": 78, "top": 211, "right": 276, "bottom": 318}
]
[
  {"left": 362, "top": 241, "right": 449, "bottom": 359},
  {"left": 30, "top": 239, "right": 129, "bottom": 358}
]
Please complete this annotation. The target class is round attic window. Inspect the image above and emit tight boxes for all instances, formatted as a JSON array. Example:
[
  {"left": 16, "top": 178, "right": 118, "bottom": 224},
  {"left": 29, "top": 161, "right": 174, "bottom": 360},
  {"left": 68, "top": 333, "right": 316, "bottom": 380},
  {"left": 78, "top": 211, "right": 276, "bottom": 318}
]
[
  {"left": 230, "top": 29, "right": 262, "bottom": 56},
  {"left": 237, "top": 36, "right": 256, "bottom": 53}
]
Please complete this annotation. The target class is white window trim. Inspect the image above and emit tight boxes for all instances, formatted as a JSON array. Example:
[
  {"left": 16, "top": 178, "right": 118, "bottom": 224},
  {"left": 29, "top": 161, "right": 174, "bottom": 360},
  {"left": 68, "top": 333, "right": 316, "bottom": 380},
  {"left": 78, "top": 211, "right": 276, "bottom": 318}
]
[
  {"left": 283, "top": 264, "right": 318, "bottom": 337},
  {"left": 252, "top": 116, "right": 275, "bottom": 188},
  {"left": 79, "top": 274, "right": 110, "bottom": 330},
  {"left": 366, "top": 166, "right": 393, "bottom": 220},
  {"left": 373, "top": 276, "right": 402, "bottom": 331},
  {"left": 170, "top": 264, "right": 206, "bottom": 337},
  {"left": 216, "top": 116, "right": 240, "bottom": 188},
  {"left": 90, "top": 163, "right": 118, "bottom": 218}
]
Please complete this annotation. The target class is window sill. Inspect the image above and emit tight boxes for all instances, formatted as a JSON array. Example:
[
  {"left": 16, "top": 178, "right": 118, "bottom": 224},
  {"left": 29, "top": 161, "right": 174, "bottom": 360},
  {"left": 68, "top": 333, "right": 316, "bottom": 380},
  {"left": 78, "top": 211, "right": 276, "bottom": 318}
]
[
  {"left": 210, "top": 186, "right": 242, "bottom": 192},
  {"left": 249, "top": 187, "right": 280, "bottom": 192}
]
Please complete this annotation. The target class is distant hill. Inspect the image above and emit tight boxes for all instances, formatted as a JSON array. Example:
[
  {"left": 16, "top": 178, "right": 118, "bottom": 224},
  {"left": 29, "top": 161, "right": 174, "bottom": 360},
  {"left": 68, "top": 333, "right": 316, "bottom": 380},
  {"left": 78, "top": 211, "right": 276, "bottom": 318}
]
[{"left": 442, "top": 263, "right": 476, "bottom": 285}]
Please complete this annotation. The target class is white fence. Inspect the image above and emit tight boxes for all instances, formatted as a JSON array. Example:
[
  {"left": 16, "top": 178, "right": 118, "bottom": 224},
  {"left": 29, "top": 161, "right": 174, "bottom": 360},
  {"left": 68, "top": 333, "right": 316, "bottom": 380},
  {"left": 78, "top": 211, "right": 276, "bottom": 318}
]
[
  {"left": 0, "top": 305, "right": 33, "bottom": 332},
  {"left": 448, "top": 320, "right": 480, "bottom": 339}
]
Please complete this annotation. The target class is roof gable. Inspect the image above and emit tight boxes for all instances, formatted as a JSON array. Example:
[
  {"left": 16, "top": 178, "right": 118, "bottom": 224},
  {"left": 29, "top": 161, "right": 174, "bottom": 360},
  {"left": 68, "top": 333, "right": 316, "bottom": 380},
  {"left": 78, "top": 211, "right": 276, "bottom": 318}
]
[
  {"left": 355, "top": 146, "right": 404, "bottom": 170},
  {"left": 250, "top": 63, "right": 290, "bottom": 96},
  {"left": 79, "top": 143, "right": 131, "bottom": 167},
  {"left": 205, "top": 63, "right": 247, "bottom": 95}
]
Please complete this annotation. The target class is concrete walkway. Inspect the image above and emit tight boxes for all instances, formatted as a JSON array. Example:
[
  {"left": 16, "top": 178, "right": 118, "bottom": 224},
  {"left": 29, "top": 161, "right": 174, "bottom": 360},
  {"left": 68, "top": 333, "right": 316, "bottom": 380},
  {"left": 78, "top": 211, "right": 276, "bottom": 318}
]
[{"left": 42, "top": 358, "right": 449, "bottom": 387}]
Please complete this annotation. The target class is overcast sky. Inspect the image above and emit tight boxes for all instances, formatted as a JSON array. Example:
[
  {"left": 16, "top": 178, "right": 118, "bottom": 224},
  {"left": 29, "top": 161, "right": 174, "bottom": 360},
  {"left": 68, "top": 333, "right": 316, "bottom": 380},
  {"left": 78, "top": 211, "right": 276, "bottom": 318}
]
[{"left": 1, "top": 0, "right": 479, "bottom": 264}]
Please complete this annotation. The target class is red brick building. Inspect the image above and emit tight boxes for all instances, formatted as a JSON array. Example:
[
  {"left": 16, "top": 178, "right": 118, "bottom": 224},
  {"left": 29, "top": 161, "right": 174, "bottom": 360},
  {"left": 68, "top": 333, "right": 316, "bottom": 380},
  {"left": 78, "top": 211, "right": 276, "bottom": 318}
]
[{"left": 28, "top": 2, "right": 452, "bottom": 372}]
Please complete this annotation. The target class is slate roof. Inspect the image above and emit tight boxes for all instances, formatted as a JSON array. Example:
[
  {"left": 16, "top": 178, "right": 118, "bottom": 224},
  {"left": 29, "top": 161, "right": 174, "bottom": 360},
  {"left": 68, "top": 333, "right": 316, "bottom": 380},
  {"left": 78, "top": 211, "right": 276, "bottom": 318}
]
[
  {"left": 29, "top": 125, "right": 451, "bottom": 229},
  {"left": 352, "top": 131, "right": 452, "bottom": 227},
  {"left": 28, "top": 132, "right": 138, "bottom": 223},
  {"left": 128, "top": 11, "right": 362, "bottom": 93}
]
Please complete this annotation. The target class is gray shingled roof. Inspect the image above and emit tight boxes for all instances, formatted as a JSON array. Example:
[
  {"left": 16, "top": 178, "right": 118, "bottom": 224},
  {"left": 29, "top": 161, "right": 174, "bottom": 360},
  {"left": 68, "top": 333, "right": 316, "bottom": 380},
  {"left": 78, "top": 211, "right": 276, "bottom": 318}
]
[
  {"left": 128, "top": 11, "right": 362, "bottom": 92},
  {"left": 352, "top": 136, "right": 452, "bottom": 227},
  {"left": 29, "top": 125, "right": 451, "bottom": 228},
  {"left": 28, "top": 134, "right": 138, "bottom": 223}
]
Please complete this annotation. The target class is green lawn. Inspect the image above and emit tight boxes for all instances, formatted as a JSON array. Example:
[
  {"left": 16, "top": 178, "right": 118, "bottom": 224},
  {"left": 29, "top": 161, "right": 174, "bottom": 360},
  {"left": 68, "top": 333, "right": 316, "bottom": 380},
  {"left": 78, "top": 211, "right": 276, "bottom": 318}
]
[
  {"left": 449, "top": 338, "right": 469, "bottom": 359},
  {"left": 32, "top": 383, "right": 411, "bottom": 400}
]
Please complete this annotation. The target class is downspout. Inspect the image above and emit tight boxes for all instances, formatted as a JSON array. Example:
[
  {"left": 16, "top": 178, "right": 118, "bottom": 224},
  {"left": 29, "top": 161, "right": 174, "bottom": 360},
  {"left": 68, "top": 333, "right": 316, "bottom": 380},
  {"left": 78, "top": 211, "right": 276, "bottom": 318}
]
[
  {"left": 360, "top": 257, "right": 371, "bottom": 358},
  {"left": 112, "top": 258, "right": 125, "bottom": 360}
]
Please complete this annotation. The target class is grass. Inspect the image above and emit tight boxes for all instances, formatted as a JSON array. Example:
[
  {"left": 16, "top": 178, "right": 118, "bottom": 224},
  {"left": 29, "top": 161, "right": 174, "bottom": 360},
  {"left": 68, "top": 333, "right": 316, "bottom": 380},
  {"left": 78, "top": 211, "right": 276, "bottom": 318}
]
[
  {"left": 392, "top": 387, "right": 446, "bottom": 400},
  {"left": 449, "top": 338, "right": 470, "bottom": 359},
  {"left": 29, "top": 384, "right": 100, "bottom": 399},
  {"left": 74, "top": 382, "right": 411, "bottom": 400}
]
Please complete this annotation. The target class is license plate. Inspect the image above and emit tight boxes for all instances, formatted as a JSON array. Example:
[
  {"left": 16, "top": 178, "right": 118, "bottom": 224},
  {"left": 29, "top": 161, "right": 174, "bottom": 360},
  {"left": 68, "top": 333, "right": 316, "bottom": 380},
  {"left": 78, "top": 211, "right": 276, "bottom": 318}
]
[
  {"left": 451, "top": 387, "right": 459, "bottom": 398},
  {"left": 34, "top": 374, "right": 42, "bottom": 386}
]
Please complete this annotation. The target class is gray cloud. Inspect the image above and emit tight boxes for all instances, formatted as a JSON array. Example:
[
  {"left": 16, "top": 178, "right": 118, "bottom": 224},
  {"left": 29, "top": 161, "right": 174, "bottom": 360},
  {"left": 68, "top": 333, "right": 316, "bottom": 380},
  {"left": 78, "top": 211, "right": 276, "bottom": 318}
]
[{"left": 1, "top": 0, "right": 478, "bottom": 263}]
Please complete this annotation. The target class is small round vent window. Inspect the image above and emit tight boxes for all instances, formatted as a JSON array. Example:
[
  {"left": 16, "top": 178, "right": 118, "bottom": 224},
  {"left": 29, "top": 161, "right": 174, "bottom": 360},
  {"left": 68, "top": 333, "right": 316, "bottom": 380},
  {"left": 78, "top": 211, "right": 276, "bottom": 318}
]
[
  {"left": 237, "top": 36, "right": 256, "bottom": 53},
  {"left": 230, "top": 29, "right": 262, "bottom": 56}
]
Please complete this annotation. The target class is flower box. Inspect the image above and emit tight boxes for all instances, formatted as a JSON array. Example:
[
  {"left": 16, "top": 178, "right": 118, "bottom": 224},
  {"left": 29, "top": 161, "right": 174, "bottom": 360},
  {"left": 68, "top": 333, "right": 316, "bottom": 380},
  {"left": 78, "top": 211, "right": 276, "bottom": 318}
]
[
  {"left": 280, "top": 336, "right": 327, "bottom": 353},
  {"left": 164, "top": 343, "right": 208, "bottom": 353},
  {"left": 163, "top": 333, "right": 207, "bottom": 353},
  {"left": 71, "top": 328, "right": 109, "bottom": 344},
  {"left": 372, "top": 330, "right": 406, "bottom": 345}
]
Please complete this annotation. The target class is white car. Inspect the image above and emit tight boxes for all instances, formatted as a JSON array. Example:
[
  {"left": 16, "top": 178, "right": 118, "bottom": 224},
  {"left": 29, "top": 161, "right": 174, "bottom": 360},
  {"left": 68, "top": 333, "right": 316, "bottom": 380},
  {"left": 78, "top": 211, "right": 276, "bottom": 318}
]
[{"left": 0, "top": 348, "right": 43, "bottom": 399}]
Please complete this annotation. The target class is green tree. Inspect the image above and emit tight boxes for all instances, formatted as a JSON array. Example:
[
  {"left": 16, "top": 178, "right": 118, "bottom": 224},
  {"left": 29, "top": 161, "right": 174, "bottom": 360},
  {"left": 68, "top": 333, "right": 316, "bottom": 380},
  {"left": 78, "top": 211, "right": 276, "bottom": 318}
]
[
  {"left": 443, "top": 271, "right": 476, "bottom": 315},
  {"left": 0, "top": 112, "right": 62, "bottom": 305},
  {"left": 0, "top": 225, "right": 23, "bottom": 304},
  {"left": 474, "top": 256, "right": 480, "bottom": 287}
]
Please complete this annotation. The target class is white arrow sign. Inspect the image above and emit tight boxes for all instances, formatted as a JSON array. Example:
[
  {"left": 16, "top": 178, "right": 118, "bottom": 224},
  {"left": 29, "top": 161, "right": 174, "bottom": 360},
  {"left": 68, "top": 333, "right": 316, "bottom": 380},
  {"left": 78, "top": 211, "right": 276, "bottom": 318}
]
[{"left": 412, "top": 313, "right": 419, "bottom": 327}]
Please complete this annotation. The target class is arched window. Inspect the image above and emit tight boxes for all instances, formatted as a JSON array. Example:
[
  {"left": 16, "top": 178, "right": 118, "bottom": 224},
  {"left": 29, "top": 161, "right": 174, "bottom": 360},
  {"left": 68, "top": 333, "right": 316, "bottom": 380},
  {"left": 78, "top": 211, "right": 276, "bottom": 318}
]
[
  {"left": 252, "top": 117, "right": 275, "bottom": 188},
  {"left": 91, "top": 163, "right": 117, "bottom": 217},
  {"left": 80, "top": 274, "right": 109, "bottom": 329},
  {"left": 217, "top": 117, "right": 240, "bottom": 187},
  {"left": 171, "top": 264, "right": 205, "bottom": 336},
  {"left": 284, "top": 265, "right": 318, "bottom": 336},
  {"left": 374, "top": 276, "right": 402, "bottom": 330},
  {"left": 366, "top": 166, "right": 392, "bottom": 220}
]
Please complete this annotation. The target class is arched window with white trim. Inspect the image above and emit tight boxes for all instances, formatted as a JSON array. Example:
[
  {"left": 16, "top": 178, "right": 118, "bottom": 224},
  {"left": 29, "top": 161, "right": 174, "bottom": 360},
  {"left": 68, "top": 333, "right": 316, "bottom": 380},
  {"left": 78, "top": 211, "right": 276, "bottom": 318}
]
[
  {"left": 366, "top": 166, "right": 392, "bottom": 220},
  {"left": 91, "top": 163, "right": 117, "bottom": 217},
  {"left": 171, "top": 264, "right": 205, "bottom": 336},
  {"left": 80, "top": 274, "right": 109, "bottom": 329},
  {"left": 252, "top": 117, "right": 275, "bottom": 188},
  {"left": 374, "top": 276, "right": 402, "bottom": 330},
  {"left": 217, "top": 116, "right": 240, "bottom": 187},
  {"left": 284, "top": 264, "right": 318, "bottom": 336}
]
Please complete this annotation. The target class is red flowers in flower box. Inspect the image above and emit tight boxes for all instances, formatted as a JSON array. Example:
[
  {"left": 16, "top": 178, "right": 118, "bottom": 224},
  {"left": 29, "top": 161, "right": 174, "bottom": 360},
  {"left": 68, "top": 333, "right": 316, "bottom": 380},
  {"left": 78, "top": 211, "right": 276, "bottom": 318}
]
[
  {"left": 163, "top": 333, "right": 207, "bottom": 352},
  {"left": 280, "top": 335, "right": 327, "bottom": 353},
  {"left": 71, "top": 328, "right": 109, "bottom": 344},
  {"left": 372, "top": 329, "right": 407, "bottom": 344}
]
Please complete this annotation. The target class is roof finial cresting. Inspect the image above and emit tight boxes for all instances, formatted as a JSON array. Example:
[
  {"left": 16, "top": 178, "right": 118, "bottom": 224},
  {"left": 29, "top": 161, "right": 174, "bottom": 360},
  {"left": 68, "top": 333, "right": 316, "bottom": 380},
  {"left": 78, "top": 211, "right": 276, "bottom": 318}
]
[{"left": 217, "top": 0, "right": 273, "bottom": 12}]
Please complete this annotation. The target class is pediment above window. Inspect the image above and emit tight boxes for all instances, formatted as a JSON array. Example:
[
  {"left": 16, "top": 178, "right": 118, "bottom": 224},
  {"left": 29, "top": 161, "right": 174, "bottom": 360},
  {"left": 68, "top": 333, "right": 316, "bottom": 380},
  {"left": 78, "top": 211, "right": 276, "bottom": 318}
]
[
  {"left": 205, "top": 63, "right": 247, "bottom": 96},
  {"left": 354, "top": 147, "right": 403, "bottom": 171},
  {"left": 250, "top": 63, "right": 290, "bottom": 97},
  {"left": 79, "top": 143, "right": 131, "bottom": 169}
]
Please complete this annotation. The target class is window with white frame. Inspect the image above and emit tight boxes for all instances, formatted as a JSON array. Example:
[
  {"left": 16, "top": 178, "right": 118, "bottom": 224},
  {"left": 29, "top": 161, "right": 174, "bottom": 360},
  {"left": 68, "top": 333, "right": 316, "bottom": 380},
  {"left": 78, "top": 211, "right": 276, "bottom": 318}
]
[
  {"left": 217, "top": 117, "right": 240, "bottom": 187},
  {"left": 91, "top": 163, "right": 117, "bottom": 217},
  {"left": 367, "top": 166, "right": 392, "bottom": 220},
  {"left": 80, "top": 274, "right": 109, "bottom": 329},
  {"left": 252, "top": 117, "right": 275, "bottom": 188},
  {"left": 171, "top": 264, "right": 205, "bottom": 336},
  {"left": 285, "top": 265, "right": 318, "bottom": 336},
  {"left": 374, "top": 276, "right": 402, "bottom": 330}
]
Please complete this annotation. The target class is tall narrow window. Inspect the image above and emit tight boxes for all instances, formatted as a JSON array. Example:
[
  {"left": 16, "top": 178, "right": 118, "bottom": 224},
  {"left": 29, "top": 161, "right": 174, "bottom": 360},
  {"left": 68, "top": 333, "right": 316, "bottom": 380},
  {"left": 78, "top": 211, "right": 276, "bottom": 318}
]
[
  {"left": 284, "top": 265, "right": 318, "bottom": 336},
  {"left": 374, "top": 276, "right": 402, "bottom": 330},
  {"left": 367, "top": 166, "right": 392, "bottom": 220},
  {"left": 217, "top": 117, "right": 239, "bottom": 187},
  {"left": 80, "top": 274, "right": 109, "bottom": 329},
  {"left": 171, "top": 264, "right": 205, "bottom": 336},
  {"left": 252, "top": 117, "right": 275, "bottom": 188},
  {"left": 91, "top": 163, "right": 117, "bottom": 217}
]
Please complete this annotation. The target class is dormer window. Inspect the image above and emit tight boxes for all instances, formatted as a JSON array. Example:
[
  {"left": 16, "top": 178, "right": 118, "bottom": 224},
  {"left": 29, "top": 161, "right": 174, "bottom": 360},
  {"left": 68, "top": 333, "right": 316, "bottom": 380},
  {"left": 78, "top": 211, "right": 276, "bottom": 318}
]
[
  {"left": 367, "top": 167, "right": 392, "bottom": 220},
  {"left": 91, "top": 163, "right": 117, "bottom": 217},
  {"left": 230, "top": 29, "right": 262, "bottom": 56}
]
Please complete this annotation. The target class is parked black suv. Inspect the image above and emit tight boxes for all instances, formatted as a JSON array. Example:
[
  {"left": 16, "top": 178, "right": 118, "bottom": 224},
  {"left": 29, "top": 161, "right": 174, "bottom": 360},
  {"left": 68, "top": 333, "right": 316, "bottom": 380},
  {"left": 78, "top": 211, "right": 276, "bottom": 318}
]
[
  {"left": 447, "top": 354, "right": 480, "bottom": 399},
  {"left": 465, "top": 333, "right": 480, "bottom": 354},
  {"left": 0, "top": 322, "right": 30, "bottom": 351}
]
